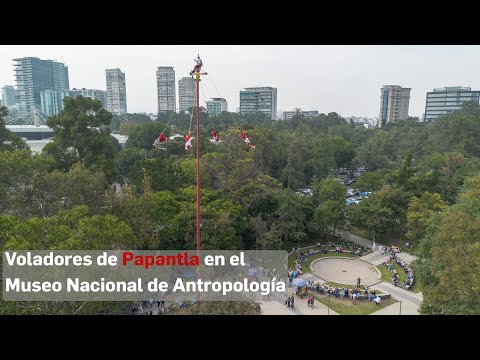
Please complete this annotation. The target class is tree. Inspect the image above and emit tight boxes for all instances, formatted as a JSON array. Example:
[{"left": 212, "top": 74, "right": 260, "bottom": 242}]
[
  {"left": 315, "top": 177, "right": 346, "bottom": 204},
  {"left": 356, "top": 168, "right": 393, "bottom": 192},
  {"left": 125, "top": 121, "right": 168, "bottom": 149},
  {"left": 1, "top": 205, "right": 136, "bottom": 251},
  {"left": 273, "top": 191, "right": 306, "bottom": 244},
  {"left": 32, "top": 163, "right": 109, "bottom": 217},
  {"left": 176, "top": 301, "right": 261, "bottom": 315},
  {"left": 281, "top": 143, "right": 305, "bottom": 190},
  {"left": 309, "top": 177, "right": 347, "bottom": 238},
  {"left": 395, "top": 149, "right": 416, "bottom": 190},
  {"left": 115, "top": 147, "right": 148, "bottom": 177},
  {"left": 375, "top": 185, "right": 411, "bottom": 238},
  {"left": 0, "top": 150, "right": 53, "bottom": 218},
  {"left": 128, "top": 158, "right": 187, "bottom": 193},
  {"left": 0, "top": 106, "right": 27, "bottom": 151},
  {"left": 309, "top": 200, "right": 345, "bottom": 239},
  {"left": 348, "top": 196, "right": 393, "bottom": 242},
  {"left": 406, "top": 192, "right": 447, "bottom": 243},
  {"left": 418, "top": 175, "right": 480, "bottom": 315},
  {"left": 44, "top": 96, "right": 120, "bottom": 181}
]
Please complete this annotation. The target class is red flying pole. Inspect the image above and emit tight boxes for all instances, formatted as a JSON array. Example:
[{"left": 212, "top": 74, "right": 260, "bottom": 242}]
[{"left": 195, "top": 71, "right": 201, "bottom": 253}]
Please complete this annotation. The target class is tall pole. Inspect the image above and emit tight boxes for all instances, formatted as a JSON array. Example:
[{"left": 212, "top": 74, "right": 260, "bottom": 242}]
[{"left": 195, "top": 71, "right": 201, "bottom": 252}]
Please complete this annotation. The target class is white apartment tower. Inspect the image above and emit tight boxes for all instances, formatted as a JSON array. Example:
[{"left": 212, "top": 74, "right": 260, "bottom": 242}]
[
  {"left": 105, "top": 68, "right": 127, "bottom": 115},
  {"left": 378, "top": 85, "right": 410, "bottom": 127},
  {"left": 178, "top": 77, "right": 195, "bottom": 113},
  {"left": 157, "top": 67, "right": 176, "bottom": 113}
]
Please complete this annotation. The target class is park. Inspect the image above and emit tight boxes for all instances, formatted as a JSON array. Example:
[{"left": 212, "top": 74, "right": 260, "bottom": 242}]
[{"left": 260, "top": 233, "right": 423, "bottom": 315}]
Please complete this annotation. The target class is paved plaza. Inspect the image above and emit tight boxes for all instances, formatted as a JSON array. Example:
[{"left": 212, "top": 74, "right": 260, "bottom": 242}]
[{"left": 311, "top": 258, "right": 380, "bottom": 285}]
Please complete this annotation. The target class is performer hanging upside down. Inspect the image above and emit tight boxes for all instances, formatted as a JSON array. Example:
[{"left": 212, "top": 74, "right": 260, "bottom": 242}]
[
  {"left": 190, "top": 55, "right": 203, "bottom": 76},
  {"left": 184, "top": 132, "right": 193, "bottom": 150},
  {"left": 153, "top": 132, "right": 168, "bottom": 148},
  {"left": 240, "top": 129, "right": 256, "bottom": 149},
  {"left": 210, "top": 130, "right": 220, "bottom": 145}
]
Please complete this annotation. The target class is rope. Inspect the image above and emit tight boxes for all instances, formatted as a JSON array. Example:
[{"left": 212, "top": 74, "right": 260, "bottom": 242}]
[
  {"left": 188, "top": 84, "right": 197, "bottom": 133},
  {"left": 200, "top": 81, "right": 215, "bottom": 131},
  {"left": 205, "top": 73, "right": 241, "bottom": 129},
  {"left": 161, "top": 110, "right": 175, "bottom": 134}
]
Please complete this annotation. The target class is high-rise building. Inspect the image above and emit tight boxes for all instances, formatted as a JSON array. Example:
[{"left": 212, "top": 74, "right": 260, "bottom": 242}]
[
  {"left": 378, "top": 85, "right": 410, "bottom": 128},
  {"left": 65, "top": 88, "right": 107, "bottom": 108},
  {"left": 178, "top": 77, "right": 195, "bottom": 113},
  {"left": 239, "top": 87, "right": 277, "bottom": 120},
  {"left": 424, "top": 86, "right": 480, "bottom": 122},
  {"left": 282, "top": 108, "right": 319, "bottom": 120},
  {"left": 40, "top": 90, "right": 59, "bottom": 116},
  {"left": 13, "top": 57, "right": 69, "bottom": 115},
  {"left": 156, "top": 67, "right": 176, "bottom": 113},
  {"left": 206, "top": 98, "right": 228, "bottom": 116},
  {"left": 1, "top": 85, "right": 16, "bottom": 107},
  {"left": 105, "top": 68, "right": 127, "bottom": 115}
]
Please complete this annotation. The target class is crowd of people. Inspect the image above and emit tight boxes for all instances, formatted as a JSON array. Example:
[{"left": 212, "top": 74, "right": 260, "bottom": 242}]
[
  {"left": 284, "top": 294, "right": 295, "bottom": 308},
  {"left": 382, "top": 250, "right": 414, "bottom": 289},
  {"left": 131, "top": 299, "right": 166, "bottom": 315},
  {"left": 291, "top": 279, "right": 382, "bottom": 306}
]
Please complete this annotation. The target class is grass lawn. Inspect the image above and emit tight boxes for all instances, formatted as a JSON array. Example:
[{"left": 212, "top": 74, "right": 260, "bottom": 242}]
[
  {"left": 378, "top": 263, "right": 410, "bottom": 285},
  {"left": 411, "top": 280, "right": 423, "bottom": 294},
  {"left": 288, "top": 252, "right": 358, "bottom": 273},
  {"left": 314, "top": 293, "right": 396, "bottom": 315}
]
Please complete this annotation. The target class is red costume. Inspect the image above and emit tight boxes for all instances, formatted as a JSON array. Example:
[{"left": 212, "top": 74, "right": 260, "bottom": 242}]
[
  {"left": 159, "top": 132, "right": 167, "bottom": 143},
  {"left": 190, "top": 55, "right": 203, "bottom": 76},
  {"left": 241, "top": 132, "right": 247, "bottom": 140},
  {"left": 211, "top": 131, "right": 219, "bottom": 141}
]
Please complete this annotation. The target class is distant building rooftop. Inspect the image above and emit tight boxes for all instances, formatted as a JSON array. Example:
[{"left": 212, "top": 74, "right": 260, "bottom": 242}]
[{"left": 433, "top": 86, "right": 472, "bottom": 92}]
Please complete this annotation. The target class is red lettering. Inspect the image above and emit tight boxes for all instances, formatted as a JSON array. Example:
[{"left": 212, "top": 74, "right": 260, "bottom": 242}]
[
  {"left": 122, "top": 252, "right": 134, "bottom": 266},
  {"left": 191, "top": 255, "right": 199, "bottom": 266},
  {"left": 146, "top": 256, "right": 154, "bottom": 269},
  {"left": 121, "top": 252, "right": 200, "bottom": 268}
]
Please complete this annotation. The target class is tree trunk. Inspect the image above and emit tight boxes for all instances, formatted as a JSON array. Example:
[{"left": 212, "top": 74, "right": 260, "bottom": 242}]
[{"left": 372, "top": 229, "right": 376, "bottom": 242}]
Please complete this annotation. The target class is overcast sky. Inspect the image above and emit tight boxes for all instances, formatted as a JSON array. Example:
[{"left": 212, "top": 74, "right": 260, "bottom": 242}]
[{"left": 1, "top": 45, "right": 480, "bottom": 118}]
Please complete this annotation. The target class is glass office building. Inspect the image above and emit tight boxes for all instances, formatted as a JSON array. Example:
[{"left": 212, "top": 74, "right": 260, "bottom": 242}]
[
  {"left": 206, "top": 98, "right": 228, "bottom": 116},
  {"left": 239, "top": 87, "right": 277, "bottom": 120},
  {"left": 40, "top": 90, "right": 59, "bottom": 116},
  {"left": 424, "top": 87, "right": 480, "bottom": 122},
  {"left": 13, "top": 57, "right": 69, "bottom": 115},
  {"left": 64, "top": 88, "right": 107, "bottom": 108},
  {"left": 1, "top": 85, "right": 16, "bottom": 107}
]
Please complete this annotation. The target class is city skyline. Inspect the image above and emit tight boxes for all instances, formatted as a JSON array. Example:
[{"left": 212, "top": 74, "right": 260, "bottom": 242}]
[{"left": 1, "top": 45, "right": 480, "bottom": 117}]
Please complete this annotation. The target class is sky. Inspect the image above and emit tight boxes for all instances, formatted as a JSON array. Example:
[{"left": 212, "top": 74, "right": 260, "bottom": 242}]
[{"left": 1, "top": 45, "right": 480, "bottom": 118}]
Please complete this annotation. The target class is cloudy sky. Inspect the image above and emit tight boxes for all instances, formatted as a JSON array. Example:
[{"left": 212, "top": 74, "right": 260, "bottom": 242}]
[{"left": 1, "top": 45, "right": 479, "bottom": 118}]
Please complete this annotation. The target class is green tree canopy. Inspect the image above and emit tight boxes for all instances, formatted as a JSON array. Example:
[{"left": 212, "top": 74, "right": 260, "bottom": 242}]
[{"left": 44, "top": 96, "right": 120, "bottom": 180}]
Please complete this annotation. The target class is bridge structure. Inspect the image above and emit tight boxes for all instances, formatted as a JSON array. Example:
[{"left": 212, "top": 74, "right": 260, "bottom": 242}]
[{"left": 5, "top": 108, "right": 54, "bottom": 140}]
